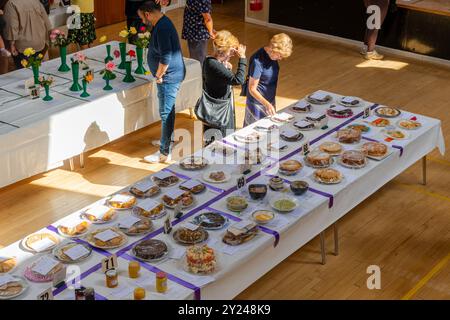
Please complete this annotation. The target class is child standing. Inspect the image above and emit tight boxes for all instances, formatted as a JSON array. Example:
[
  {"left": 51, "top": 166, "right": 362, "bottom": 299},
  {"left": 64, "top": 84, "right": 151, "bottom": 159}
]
[{"left": 68, "top": 0, "right": 96, "bottom": 49}]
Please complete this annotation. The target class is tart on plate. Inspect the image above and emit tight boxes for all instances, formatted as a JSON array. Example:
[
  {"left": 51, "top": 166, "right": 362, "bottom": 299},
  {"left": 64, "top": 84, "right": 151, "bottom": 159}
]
[
  {"left": 173, "top": 226, "right": 209, "bottom": 246},
  {"left": 226, "top": 196, "right": 248, "bottom": 212},
  {"left": 336, "top": 128, "right": 361, "bottom": 144},
  {"left": 85, "top": 227, "right": 127, "bottom": 249},
  {"left": 361, "top": 142, "right": 388, "bottom": 158},
  {"left": 319, "top": 141, "right": 343, "bottom": 155},
  {"left": 119, "top": 218, "right": 153, "bottom": 236},
  {"left": 132, "top": 200, "right": 166, "bottom": 220},
  {"left": 305, "top": 150, "right": 333, "bottom": 168},
  {"left": 397, "top": 119, "right": 421, "bottom": 130},
  {"left": 179, "top": 156, "right": 209, "bottom": 170},
  {"left": 0, "top": 276, "right": 28, "bottom": 299},
  {"left": 203, "top": 170, "right": 230, "bottom": 183},
  {"left": 370, "top": 118, "right": 391, "bottom": 127},
  {"left": 23, "top": 233, "right": 59, "bottom": 253},
  {"left": 279, "top": 159, "right": 303, "bottom": 175},
  {"left": 383, "top": 129, "right": 409, "bottom": 140},
  {"left": 58, "top": 221, "right": 90, "bottom": 238},
  {"left": 129, "top": 181, "right": 160, "bottom": 198},
  {"left": 107, "top": 193, "right": 136, "bottom": 210},
  {"left": 313, "top": 168, "right": 343, "bottom": 184},
  {"left": 375, "top": 106, "right": 401, "bottom": 118},
  {"left": 162, "top": 191, "right": 195, "bottom": 209},
  {"left": 80, "top": 205, "right": 116, "bottom": 224},
  {"left": 0, "top": 257, "right": 17, "bottom": 274},
  {"left": 53, "top": 242, "right": 92, "bottom": 263},
  {"left": 347, "top": 124, "right": 370, "bottom": 133},
  {"left": 223, "top": 222, "right": 259, "bottom": 246},
  {"left": 132, "top": 239, "right": 168, "bottom": 262},
  {"left": 192, "top": 212, "right": 228, "bottom": 230},
  {"left": 185, "top": 245, "right": 216, "bottom": 274}
]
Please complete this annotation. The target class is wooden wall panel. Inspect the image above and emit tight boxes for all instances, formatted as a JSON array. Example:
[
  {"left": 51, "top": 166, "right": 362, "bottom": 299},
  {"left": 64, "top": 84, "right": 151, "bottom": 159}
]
[{"left": 94, "top": 0, "right": 126, "bottom": 28}]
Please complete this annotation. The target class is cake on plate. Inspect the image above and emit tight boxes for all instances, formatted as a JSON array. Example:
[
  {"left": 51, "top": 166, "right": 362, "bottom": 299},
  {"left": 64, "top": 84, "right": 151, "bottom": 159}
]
[
  {"left": 340, "top": 150, "right": 366, "bottom": 167},
  {"left": 306, "top": 150, "right": 332, "bottom": 167},
  {"left": 336, "top": 128, "right": 361, "bottom": 144},
  {"left": 186, "top": 245, "right": 216, "bottom": 274},
  {"left": 361, "top": 142, "right": 388, "bottom": 157}
]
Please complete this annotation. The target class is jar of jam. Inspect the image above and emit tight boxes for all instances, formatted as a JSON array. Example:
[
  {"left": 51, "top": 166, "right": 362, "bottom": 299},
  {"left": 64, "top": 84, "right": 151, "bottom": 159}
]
[
  {"left": 128, "top": 261, "right": 140, "bottom": 279},
  {"left": 106, "top": 269, "right": 118, "bottom": 288},
  {"left": 75, "top": 286, "right": 86, "bottom": 300},
  {"left": 85, "top": 287, "right": 95, "bottom": 300},
  {"left": 155, "top": 271, "right": 167, "bottom": 293},
  {"left": 133, "top": 287, "right": 146, "bottom": 300}
]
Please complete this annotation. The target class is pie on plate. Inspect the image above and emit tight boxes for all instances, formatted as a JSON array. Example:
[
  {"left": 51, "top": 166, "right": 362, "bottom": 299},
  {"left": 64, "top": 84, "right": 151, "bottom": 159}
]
[
  {"left": 162, "top": 191, "right": 195, "bottom": 209},
  {"left": 279, "top": 159, "right": 303, "bottom": 175},
  {"left": 336, "top": 128, "right": 361, "bottom": 144},
  {"left": 132, "top": 239, "right": 168, "bottom": 262},
  {"left": 58, "top": 221, "right": 90, "bottom": 237},
  {"left": 23, "top": 233, "right": 59, "bottom": 253},
  {"left": 80, "top": 205, "right": 116, "bottom": 224},
  {"left": 226, "top": 196, "right": 248, "bottom": 212},
  {"left": 397, "top": 119, "right": 421, "bottom": 130},
  {"left": 313, "top": 168, "right": 343, "bottom": 184},
  {"left": 179, "top": 156, "right": 209, "bottom": 170},
  {"left": 185, "top": 245, "right": 216, "bottom": 274},
  {"left": 192, "top": 212, "right": 228, "bottom": 230},
  {"left": 306, "top": 150, "right": 333, "bottom": 168},
  {"left": 339, "top": 150, "right": 367, "bottom": 169},
  {"left": 173, "top": 226, "right": 209, "bottom": 245},
  {"left": 119, "top": 218, "right": 153, "bottom": 236},
  {"left": 319, "top": 142, "right": 343, "bottom": 155},
  {"left": 375, "top": 107, "right": 401, "bottom": 118},
  {"left": 107, "top": 193, "right": 137, "bottom": 210},
  {"left": 85, "top": 227, "right": 127, "bottom": 249},
  {"left": 361, "top": 142, "right": 388, "bottom": 158},
  {"left": 0, "top": 257, "right": 17, "bottom": 274},
  {"left": 53, "top": 242, "right": 92, "bottom": 263},
  {"left": 0, "top": 276, "right": 27, "bottom": 299}
]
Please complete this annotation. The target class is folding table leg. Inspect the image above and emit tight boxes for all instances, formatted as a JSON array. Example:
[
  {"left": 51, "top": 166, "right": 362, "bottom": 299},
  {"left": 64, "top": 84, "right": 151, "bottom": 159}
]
[
  {"left": 69, "top": 158, "right": 75, "bottom": 171},
  {"left": 334, "top": 223, "right": 339, "bottom": 256},
  {"left": 320, "top": 231, "right": 326, "bottom": 265},
  {"left": 80, "top": 153, "right": 85, "bottom": 169},
  {"left": 422, "top": 156, "right": 427, "bottom": 185}
]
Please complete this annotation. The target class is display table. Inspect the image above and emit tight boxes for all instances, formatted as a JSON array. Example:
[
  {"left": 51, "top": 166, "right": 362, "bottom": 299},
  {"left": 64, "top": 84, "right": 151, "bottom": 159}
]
[
  {"left": 0, "top": 41, "right": 202, "bottom": 188},
  {"left": 0, "top": 90, "right": 444, "bottom": 300}
]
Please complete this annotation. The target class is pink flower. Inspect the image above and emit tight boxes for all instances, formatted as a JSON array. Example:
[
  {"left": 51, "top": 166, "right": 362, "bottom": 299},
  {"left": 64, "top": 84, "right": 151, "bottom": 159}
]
[
  {"left": 113, "top": 50, "right": 120, "bottom": 58},
  {"left": 50, "top": 34, "right": 57, "bottom": 40},
  {"left": 105, "top": 61, "right": 115, "bottom": 72},
  {"left": 139, "top": 26, "right": 146, "bottom": 32},
  {"left": 74, "top": 52, "right": 86, "bottom": 62}
]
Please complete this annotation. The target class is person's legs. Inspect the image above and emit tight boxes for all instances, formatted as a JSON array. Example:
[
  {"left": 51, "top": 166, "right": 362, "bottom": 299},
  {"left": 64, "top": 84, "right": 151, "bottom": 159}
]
[
  {"left": 364, "top": 0, "right": 390, "bottom": 53},
  {"left": 187, "top": 40, "right": 208, "bottom": 65},
  {"left": 158, "top": 82, "right": 181, "bottom": 156}
]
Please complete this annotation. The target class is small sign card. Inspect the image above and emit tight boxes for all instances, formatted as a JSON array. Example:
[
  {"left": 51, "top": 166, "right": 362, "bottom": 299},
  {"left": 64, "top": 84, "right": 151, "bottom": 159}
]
[
  {"left": 102, "top": 254, "right": 118, "bottom": 273},
  {"left": 64, "top": 244, "right": 91, "bottom": 261},
  {"left": 118, "top": 216, "right": 141, "bottom": 229},
  {"left": 183, "top": 222, "right": 200, "bottom": 231},
  {"left": 180, "top": 179, "right": 202, "bottom": 190},
  {"left": 236, "top": 175, "right": 246, "bottom": 190},
  {"left": 363, "top": 106, "right": 372, "bottom": 119},
  {"left": 302, "top": 141, "right": 310, "bottom": 156},
  {"left": 132, "top": 180, "right": 156, "bottom": 193},
  {"left": 164, "top": 215, "right": 172, "bottom": 234},
  {"left": 137, "top": 198, "right": 160, "bottom": 212},
  {"left": 342, "top": 96, "right": 359, "bottom": 104},
  {"left": 52, "top": 266, "right": 67, "bottom": 287},
  {"left": 28, "top": 237, "right": 56, "bottom": 253},
  {"left": 37, "top": 288, "right": 54, "bottom": 300},
  {"left": 165, "top": 188, "right": 186, "bottom": 200},
  {"left": 309, "top": 90, "right": 329, "bottom": 101},
  {"left": 153, "top": 171, "right": 173, "bottom": 180},
  {"left": 110, "top": 194, "right": 133, "bottom": 204},
  {"left": 85, "top": 205, "right": 110, "bottom": 219},
  {"left": 32, "top": 256, "right": 60, "bottom": 276},
  {"left": 281, "top": 128, "right": 299, "bottom": 139},
  {"left": 295, "top": 100, "right": 311, "bottom": 108},
  {"left": 94, "top": 229, "right": 120, "bottom": 242},
  {"left": 272, "top": 112, "right": 293, "bottom": 122}
]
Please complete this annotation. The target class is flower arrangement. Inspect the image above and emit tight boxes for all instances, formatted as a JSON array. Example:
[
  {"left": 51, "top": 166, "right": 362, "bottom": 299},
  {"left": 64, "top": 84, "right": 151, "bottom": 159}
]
[
  {"left": 38, "top": 75, "right": 54, "bottom": 101},
  {"left": 100, "top": 62, "right": 116, "bottom": 90},
  {"left": 80, "top": 71, "right": 94, "bottom": 98},
  {"left": 71, "top": 52, "right": 86, "bottom": 64},
  {"left": 119, "top": 27, "right": 138, "bottom": 41},
  {"left": 21, "top": 48, "right": 44, "bottom": 84},
  {"left": 123, "top": 50, "right": 136, "bottom": 83},
  {"left": 50, "top": 29, "right": 70, "bottom": 47},
  {"left": 135, "top": 31, "right": 151, "bottom": 49}
]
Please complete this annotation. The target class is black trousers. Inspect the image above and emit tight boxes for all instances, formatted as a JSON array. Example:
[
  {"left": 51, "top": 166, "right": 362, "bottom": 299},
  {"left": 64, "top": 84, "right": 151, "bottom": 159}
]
[{"left": 363, "top": 0, "right": 390, "bottom": 51}]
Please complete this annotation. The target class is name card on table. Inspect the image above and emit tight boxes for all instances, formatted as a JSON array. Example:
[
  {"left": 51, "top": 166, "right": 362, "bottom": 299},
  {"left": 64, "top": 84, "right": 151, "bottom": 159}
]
[
  {"left": 137, "top": 198, "right": 161, "bottom": 212},
  {"left": 309, "top": 90, "right": 329, "bottom": 101},
  {"left": 37, "top": 288, "right": 54, "bottom": 300},
  {"left": 118, "top": 216, "right": 141, "bottom": 229},
  {"left": 236, "top": 175, "right": 246, "bottom": 190},
  {"left": 85, "top": 205, "right": 111, "bottom": 220},
  {"left": 363, "top": 106, "right": 372, "bottom": 118},
  {"left": 64, "top": 244, "right": 91, "bottom": 261},
  {"left": 133, "top": 180, "right": 157, "bottom": 193},
  {"left": 302, "top": 141, "right": 310, "bottom": 156},
  {"left": 32, "top": 256, "right": 60, "bottom": 276},
  {"left": 94, "top": 229, "right": 120, "bottom": 242},
  {"left": 180, "top": 179, "right": 203, "bottom": 190},
  {"left": 153, "top": 171, "right": 173, "bottom": 180},
  {"left": 102, "top": 254, "right": 118, "bottom": 273}
]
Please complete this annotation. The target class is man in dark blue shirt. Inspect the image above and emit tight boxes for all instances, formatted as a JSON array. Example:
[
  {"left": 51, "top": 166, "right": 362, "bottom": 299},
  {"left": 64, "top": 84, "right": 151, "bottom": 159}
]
[{"left": 138, "top": 1, "right": 186, "bottom": 163}]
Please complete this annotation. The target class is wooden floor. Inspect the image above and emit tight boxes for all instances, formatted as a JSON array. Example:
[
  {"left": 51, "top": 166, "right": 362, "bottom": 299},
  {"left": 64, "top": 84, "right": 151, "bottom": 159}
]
[{"left": 1, "top": 4, "right": 450, "bottom": 300}]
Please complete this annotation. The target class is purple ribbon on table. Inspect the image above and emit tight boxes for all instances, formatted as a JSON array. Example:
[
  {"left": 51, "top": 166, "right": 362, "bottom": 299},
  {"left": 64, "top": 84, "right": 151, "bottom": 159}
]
[
  {"left": 362, "top": 136, "right": 404, "bottom": 157},
  {"left": 162, "top": 168, "right": 226, "bottom": 194},
  {"left": 206, "top": 207, "right": 280, "bottom": 247},
  {"left": 121, "top": 253, "right": 202, "bottom": 300},
  {"left": 265, "top": 174, "right": 334, "bottom": 209}
]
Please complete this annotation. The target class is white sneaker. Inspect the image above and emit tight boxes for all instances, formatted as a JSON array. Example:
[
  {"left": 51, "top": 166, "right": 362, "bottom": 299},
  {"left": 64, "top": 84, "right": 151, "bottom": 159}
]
[
  {"left": 144, "top": 151, "right": 172, "bottom": 164},
  {"left": 151, "top": 140, "right": 161, "bottom": 147},
  {"left": 364, "top": 50, "right": 384, "bottom": 60}
]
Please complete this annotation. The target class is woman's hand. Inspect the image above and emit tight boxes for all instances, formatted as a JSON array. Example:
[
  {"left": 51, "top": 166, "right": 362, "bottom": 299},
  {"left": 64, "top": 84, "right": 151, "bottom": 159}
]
[
  {"left": 237, "top": 44, "right": 246, "bottom": 58},
  {"left": 265, "top": 103, "right": 276, "bottom": 116}
]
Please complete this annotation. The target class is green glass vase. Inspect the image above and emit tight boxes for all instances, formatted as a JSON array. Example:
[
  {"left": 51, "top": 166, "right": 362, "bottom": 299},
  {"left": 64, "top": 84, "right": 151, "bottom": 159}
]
[
  {"left": 103, "top": 78, "right": 113, "bottom": 91},
  {"left": 118, "top": 42, "right": 127, "bottom": 70},
  {"left": 80, "top": 79, "right": 90, "bottom": 98},
  {"left": 58, "top": 46, "right": 70, "bottom": 72},
  {"left": 135, "top": 47, "right": 147, "bottom": 75},
  {"left": 70, "top": 62, "right": 83, "bottom": 92},
  {"left": 32, "top": 65, "right": 40, "bottom": 85},
  {"left": 42, "top": 85, "right": 53, "bottom": 101},
  {"left": 104, "top": 44, "right": 114, "bottom": 63},
  {"left": 123, "top": 61, "right": 136, "bottom": 83}
]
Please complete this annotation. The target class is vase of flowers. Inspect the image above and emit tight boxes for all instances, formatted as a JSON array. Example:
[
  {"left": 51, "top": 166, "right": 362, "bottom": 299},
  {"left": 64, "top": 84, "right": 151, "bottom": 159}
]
[
  {"left": 21, "top": 48, "right": 44, "bottom": 85},
  {"left": 134, "top": 30, "right": 150, "bottom": 75},
  {"left": 100, "top": 61, "right": 116, "bottom": 91},
  {"left": 50, "top": 29, "right": 70, "bottom": 72},
  {"left": 118, "top": 27, "right": 137, "bottom": 69},
  {"left": 80, "top": 71, "right": 94, "bottom": 98},
  {"left": 39, "top": 75, "right": 54, "bottom": 101},
  {"left": 70, "top": 52, "right": 86, "bottom": 92},
  {"left": 123, "top": 50, "right": 136, "bottom": 83}
]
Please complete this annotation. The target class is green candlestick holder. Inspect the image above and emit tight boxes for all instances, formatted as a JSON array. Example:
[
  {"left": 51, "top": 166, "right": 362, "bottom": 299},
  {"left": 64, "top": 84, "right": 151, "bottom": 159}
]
[
  {"left": 118, "top": 42, "right": 127, "bottom": 70},
  {"left": 104, "top": 44, "right": 114, "bottom": 63},
  {"left": 69, "top": 62, "right": 83, "bottom": 92},
  {"left": 103, "top": 78, "right": 113, "bottom": 91},
  {"left": 42, "top": 85, "right": 53, "bottom": 101},
  {"left": 123, "top": 61, "right": 136, "bottom": 83},
  {"left": 80, "top": 79, "right": 90, "bottom": 98},
  {"left": 32, "top": 65, "right": 40, "bottom": 85},
  {"left": 58, "top": 46, "right": 70, "bottom": 72},
  {"left": 135, "top": 47, "right": 147, "bottom": 75}
]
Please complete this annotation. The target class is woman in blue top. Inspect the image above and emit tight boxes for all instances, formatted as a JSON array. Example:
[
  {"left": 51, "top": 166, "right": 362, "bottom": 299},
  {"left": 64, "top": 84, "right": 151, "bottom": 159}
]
[{"left": 244, "top": 33, "right": 293, "bottom": 126}]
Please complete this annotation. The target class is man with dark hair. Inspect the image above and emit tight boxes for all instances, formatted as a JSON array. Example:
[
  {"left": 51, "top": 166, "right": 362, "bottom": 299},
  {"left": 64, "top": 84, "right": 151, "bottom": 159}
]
[{"left": 139, "top": 1, "right": 186, "bottom": 163}]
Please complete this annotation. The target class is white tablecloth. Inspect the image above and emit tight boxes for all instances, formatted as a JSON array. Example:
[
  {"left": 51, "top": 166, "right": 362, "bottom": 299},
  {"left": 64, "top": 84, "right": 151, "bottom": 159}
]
[
  {"left": 0, "top": 90, "right": 445, "bottom": 300},
  {"left": 0, "top": 41, "right": 202, "bottom": 188}
]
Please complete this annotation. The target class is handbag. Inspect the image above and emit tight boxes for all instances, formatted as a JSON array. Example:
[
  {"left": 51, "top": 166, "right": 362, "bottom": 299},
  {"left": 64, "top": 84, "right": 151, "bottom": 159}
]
[{"left": 194, "top": 89, "right": 233, "bottom": 129}]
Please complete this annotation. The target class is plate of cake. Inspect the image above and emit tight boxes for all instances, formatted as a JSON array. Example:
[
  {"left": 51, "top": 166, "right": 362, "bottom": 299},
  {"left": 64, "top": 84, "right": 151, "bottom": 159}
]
[
  {"left": 337, "top": 150, "right": 367, "bottom": 169},
  {"left": 132, "top": 199, "right": 166, "bottom": 220},
  {"left": 306, "top": 91, "right": 333, "bottom": 105},
  {"left": 318, "top": 141, "right": 343, "bottom": 156},
  {"left": 85, "top": 227, "right": 128, "bottom": 249},
  {"left": 179, "top": 156, "right": 209, "bottom": 170},
  {"left": 291, "top": 100, "right": 312, "bottom": 113},
  {"left": 161, "top": 190, "right": 195, "bottom": 209},
  {"left": 203, "top": 170, "right": 231, "bottom": 184},
  {"left": 375, "top": 106, "right": 401, "bottom": 118},
  {"left": 173, "top": 225, "right": 209, "bottom": 246},
  {"left": 118, "top": 217, "right": 153, "bottom": 236},
  {"left": 0, "top": 275, "right": 28, "bottom": 300},
  {"left": 53, "top": 242, "right": 93, "bottom": 264},
  {"left": 397, "top": 119, "right": 421, "bottom": 130},
  {"left": 293, "top": 119, "right": 315, "bottom": 131},
  {"left": 279, "top": 159, "right": 303, "bottom": 176},
  {"left": 222, "top": 221, "right": 259, "bottom": 246},
  {"left": 57, "top": 221, "right": 90, "bottom": 238},
  {"left": 305, "top": 150, "right": 334, "bottom": 168},
  {"left": 192, "top": 212, "right": 228, "bottom": 230},
  {"left": 129, "top": 180, "right": 161, "bottom": 198},
  {"left": 132, "top": 239, "right": 169, "bottom": 263},
  {"left": 106, "top": 193, "right": 137, "bottom": 210},
  {"left": 313, "top": 168, "right": 343, "bottom": 185},
  {"left": 152, "top": 171, "right": 180, "bottom": 188},
  {"left": 338, "top": 96, "right": 363, "bottom": 108},
  {"left": 21, "top": 232, "right": 60, "bottom": 254},
  {"left": 336, "top": 128, "right": 362, "bottom": 144},
  {"left": 360, "top": 141, "right": 390, "bottom": 160},
  {"left": 327, "top": 105, "right": 353, "bottom": 118},
  {"left": 24, "top": 256, "right": 64, "bottom": 283},
  {"left": 183, "top": 245, "right": 217, "bottom": 275},
  {"left": 0, "top": 257, "right": 17, "bottom": 274},
  {"left": 80, "top": 205, "right": 117, "bottom": 224}
]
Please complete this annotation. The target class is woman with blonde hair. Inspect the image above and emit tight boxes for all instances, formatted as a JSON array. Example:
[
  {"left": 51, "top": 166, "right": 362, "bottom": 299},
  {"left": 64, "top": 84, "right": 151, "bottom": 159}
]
[
  {"left": 195, "top": 30, "right": 247, "bottom": 145},
  {"left": 243, "top": 33, "right": 293, "bottom": 126}
]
